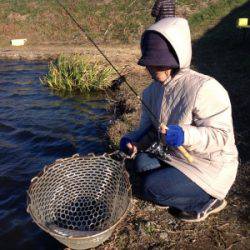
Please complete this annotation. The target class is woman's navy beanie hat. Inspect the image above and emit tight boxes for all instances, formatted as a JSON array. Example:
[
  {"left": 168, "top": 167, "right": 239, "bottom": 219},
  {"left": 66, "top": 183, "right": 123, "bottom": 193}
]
[{"left": 138, "top": 31, "right": 179, "bottom": 68}]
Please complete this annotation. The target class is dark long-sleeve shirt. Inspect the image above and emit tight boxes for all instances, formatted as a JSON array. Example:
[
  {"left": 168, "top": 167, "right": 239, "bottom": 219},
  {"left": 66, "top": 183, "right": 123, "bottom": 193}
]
[{"left": 151, "top": 0, "right": 175, "bottom": 22}]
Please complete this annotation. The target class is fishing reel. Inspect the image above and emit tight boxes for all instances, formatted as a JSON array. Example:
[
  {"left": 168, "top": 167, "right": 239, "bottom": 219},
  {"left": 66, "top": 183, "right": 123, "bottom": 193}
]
[{"left": 145, "top": 141, "right": 171, "bottom": 162}]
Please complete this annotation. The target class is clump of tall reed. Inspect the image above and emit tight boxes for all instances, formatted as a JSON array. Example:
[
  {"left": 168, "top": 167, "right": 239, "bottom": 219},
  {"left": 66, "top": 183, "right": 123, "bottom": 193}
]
[{"left": 41, "top": 55, "right": 114, "bottom": 93}]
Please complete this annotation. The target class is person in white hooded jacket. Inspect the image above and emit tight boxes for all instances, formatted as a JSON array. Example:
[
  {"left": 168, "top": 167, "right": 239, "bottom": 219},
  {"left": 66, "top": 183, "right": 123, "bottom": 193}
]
[{"left": 119, "top": 17, "right": 238, "bottom": 222}]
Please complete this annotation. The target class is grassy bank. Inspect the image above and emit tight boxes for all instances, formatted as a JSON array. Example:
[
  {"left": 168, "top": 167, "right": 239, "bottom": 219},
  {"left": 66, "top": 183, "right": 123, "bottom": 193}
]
[
  {"left": 0, "top": 0, "right": 221, "bottom": 46},
  {"left": 189, "top": 0, "right": 249, "bottom": 39}
]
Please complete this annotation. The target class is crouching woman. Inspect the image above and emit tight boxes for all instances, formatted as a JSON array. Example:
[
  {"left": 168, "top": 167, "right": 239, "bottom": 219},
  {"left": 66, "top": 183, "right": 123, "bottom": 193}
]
[{"left": 120, "top": 18, "right": 238, "bottom": 222}]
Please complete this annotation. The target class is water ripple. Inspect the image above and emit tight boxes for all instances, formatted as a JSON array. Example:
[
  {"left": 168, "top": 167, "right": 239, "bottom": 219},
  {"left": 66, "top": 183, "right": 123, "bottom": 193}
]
[
  {"left": 0, "top": 60, "right": 110, "bottom": 249},
  {"left": 0, "top": 122, "right": 15, "bottom": 133}
]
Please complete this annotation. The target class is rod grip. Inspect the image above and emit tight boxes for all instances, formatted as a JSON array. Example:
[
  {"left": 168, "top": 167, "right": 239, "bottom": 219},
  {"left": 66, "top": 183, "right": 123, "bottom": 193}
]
[{"left": 177, "top": 146, "right": 193, "bottom": 163}]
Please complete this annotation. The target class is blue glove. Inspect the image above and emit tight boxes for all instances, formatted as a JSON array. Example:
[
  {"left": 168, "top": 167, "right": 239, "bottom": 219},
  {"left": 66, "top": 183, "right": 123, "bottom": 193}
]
[
  {"left": 165, "top": 125, "right": 184, "bottom": 147},
  {"left": 119, "top": 137, "right": 132, "bottom": 155}
]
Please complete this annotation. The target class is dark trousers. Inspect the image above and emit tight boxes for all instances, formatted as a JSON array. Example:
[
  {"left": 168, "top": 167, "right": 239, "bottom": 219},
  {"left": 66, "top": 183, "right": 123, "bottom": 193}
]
[{"left": 134, "top": 153, "right": 214, "bottom": 212}]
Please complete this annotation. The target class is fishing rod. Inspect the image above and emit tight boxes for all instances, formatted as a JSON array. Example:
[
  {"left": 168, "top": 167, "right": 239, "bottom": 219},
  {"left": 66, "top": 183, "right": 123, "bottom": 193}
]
[
  {"left": 55, "top": 0, "right": 159, "bottom": 125},
  {"left": 55, "top": 0, "right": 193, "bottom": 163}
]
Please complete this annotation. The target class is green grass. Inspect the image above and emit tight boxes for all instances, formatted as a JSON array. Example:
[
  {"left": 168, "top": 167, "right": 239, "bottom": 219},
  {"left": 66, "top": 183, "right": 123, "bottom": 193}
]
[
  {"left": 189, "top": 0, "right": 248, "bottom": 39},
  {"left": 0, "top": 0, "right": 238, "bottom": 45},
  {"left": 40, "top": 55, "right": 114, "bottom": 93},
  {"left": 0, "top": 0, "right": 154, "bottom": 44}
]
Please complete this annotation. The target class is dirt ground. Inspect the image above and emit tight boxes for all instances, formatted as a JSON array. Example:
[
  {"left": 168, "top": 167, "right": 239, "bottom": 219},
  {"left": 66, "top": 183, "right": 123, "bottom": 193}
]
[{"left": 0, "top": 43, "right": 140, "bottom": 63}]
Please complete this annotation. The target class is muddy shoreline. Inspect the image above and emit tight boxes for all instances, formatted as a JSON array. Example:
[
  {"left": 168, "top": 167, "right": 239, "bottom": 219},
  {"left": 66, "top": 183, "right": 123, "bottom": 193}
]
[{"left": 0, "top": 44, "right": 140, "bottom": 62}]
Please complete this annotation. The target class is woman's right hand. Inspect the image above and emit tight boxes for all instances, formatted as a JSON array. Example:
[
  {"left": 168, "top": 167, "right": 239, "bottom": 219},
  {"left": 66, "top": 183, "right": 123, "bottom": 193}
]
[
  {"left": 119, "top": 137, "right": 138, "bottom": 157},
  {"left": 126, "top": 142, "right": 138, "bottom": 158}
]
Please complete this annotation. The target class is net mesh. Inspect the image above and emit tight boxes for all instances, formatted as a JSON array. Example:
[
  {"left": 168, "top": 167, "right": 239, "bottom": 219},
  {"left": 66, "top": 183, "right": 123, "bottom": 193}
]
[{"left": 27, "top": 154, "right": 131, "bottom": 236}]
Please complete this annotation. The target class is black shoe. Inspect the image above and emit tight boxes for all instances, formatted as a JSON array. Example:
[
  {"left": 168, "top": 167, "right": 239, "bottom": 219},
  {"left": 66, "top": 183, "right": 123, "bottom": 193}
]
[{"left": 170, "top": 199, "right": 227, "bottom": 223}]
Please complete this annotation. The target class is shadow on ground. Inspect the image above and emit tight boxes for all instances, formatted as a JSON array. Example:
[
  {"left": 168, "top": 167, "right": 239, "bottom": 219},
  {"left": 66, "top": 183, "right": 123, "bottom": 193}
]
[
  {"left": 192, "top": 1, "right": 250, "bottom": 225},
  {"left": 193, "top": 1, "right": 250, "bottom": 163}
]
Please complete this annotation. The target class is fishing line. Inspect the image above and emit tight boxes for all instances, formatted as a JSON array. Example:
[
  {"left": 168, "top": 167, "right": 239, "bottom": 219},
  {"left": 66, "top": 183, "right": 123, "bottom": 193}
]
[
  {"left": 55, "top": 0, "right": 160, "bottom": 126},
  {"left": 55, "top": 0, "right": 193, "bottom": 163}
]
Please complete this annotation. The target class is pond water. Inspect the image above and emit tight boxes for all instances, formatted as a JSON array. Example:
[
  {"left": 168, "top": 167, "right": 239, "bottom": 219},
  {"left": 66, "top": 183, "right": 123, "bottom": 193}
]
[{"left": 0, "top": 61, "right": 111, "bottom": 249}]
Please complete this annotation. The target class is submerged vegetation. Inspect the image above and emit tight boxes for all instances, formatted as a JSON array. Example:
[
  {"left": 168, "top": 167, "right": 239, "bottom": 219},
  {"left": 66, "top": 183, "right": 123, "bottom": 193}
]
[{"left": 41, "top": 55, "right": 114, "bottom": 93}]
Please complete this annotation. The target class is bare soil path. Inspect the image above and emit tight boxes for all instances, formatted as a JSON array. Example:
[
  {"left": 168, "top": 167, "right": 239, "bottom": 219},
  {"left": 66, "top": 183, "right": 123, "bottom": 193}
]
[{"left": 0, "top": 44, "right": 140, "bottom": 64}]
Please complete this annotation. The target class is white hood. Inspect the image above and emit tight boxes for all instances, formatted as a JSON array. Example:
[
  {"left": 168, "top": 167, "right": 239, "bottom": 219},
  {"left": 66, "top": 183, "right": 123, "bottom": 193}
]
[{"left": 146, "top": 18, "right": 192, "bottom": 69}]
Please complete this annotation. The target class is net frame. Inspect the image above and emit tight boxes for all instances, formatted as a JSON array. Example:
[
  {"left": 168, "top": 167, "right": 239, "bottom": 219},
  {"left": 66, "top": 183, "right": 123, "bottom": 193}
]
[{"left": 27, "top": 153, "right": 131, "bottom": 249}]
